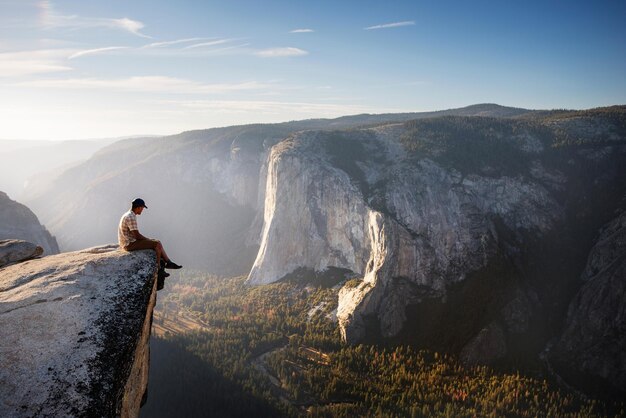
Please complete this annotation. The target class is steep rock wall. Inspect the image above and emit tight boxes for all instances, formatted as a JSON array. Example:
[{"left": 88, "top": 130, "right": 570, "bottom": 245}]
[
  {"left": 0, "top": 245, "right": 158, "bottom": 417},
  {"left": 549, "top": 210, "right": 626, "bottom": 396},
  {"left": 247, "top": 133, "right": 374, "bottom": 284}
]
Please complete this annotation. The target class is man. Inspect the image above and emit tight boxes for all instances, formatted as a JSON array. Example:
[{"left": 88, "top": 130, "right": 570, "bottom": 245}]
[{"left": 118, "top": 198, "right": 182, "bottom": 278}]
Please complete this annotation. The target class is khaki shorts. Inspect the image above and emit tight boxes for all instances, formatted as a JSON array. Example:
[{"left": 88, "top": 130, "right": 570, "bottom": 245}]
[{"left": 124, "top": 239, "right": 160, "bottom": 252}]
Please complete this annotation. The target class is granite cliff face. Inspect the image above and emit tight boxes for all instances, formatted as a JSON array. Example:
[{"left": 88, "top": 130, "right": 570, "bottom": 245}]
[
  {"left": 0, "top": 245, "right": 158, "bottom": 417},
  {"left": 549, "top": 210, "right": 626, "bottom": 395},
  {"left": 247, "top": 124, "right": 565, "bottom": 343},
  {"left": 0, "top": 191, "right": 59, "bottom": 255}
]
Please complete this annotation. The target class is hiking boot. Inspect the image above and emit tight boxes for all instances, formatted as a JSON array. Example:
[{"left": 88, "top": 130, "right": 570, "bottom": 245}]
[{"left": 164, "top": 260, "right": 182, "bottom": 269}]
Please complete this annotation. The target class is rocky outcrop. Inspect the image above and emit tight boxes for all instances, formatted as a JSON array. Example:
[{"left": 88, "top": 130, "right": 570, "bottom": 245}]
[
  {"left": 549, "top": 210, "right": 626, "bottom": 395},
  {"left": 247, "top": 125, "right": 563, "bottom": 344},
  {"left": 0, "top": 245, "right": 158, "bottom": 417},
  {"left": 0, "top": 239, "right": 43, "bottom": 267},
  {"left": 247, "top": 133, "right": 374, "bottom": 285},
  {"left": 0, "top": 191, "right": 59, "bottom": 255}
]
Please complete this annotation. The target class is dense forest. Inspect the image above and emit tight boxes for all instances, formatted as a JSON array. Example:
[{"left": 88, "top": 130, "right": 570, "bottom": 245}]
[
  {"left": 399, "top": 107, "right": 626, "bottom": 177},
  {"left": 140, "top": 272, "right": 623, "bottom": 417}
]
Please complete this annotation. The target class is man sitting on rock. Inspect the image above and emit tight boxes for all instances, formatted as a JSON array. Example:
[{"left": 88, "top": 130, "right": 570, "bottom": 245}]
[{"left": 118, "top": 198, "right": 182, "bottom": 279}]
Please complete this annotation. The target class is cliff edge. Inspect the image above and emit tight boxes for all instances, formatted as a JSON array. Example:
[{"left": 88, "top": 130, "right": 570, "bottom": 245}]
[{"left": 0, "top": 245, "right": 158, "bottom": 417}]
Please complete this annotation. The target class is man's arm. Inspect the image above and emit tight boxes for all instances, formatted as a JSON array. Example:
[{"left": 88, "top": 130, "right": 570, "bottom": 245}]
[{"left": 131, "top": 230, "right": 150, "bottom": 241}]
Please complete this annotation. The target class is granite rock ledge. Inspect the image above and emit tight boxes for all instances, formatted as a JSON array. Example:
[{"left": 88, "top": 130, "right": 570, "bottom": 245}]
[{"left": 0, "top": 245, "right": 158, "bottom": 418}]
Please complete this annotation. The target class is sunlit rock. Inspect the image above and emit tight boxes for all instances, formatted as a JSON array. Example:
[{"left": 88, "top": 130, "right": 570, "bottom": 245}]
[
  {"left": 247, "top": 125, "right": 563, "bottom": 344},
  {"left": 0, "top": 245, "right": 158, "bottom": 417}
]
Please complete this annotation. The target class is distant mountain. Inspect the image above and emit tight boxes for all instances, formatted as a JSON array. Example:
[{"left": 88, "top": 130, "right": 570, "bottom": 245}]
[
  {"left": 0, "top": 137, "right": 131, "bottom": 199},
  {"left": 321, "top": 103, "right": 534, "bottom": 127},
  {"left": 0, "top": 191, "right": 59, "bottom": 255},
  {"left": 0, "top": 140, "right": 52, "bottom": 153}
]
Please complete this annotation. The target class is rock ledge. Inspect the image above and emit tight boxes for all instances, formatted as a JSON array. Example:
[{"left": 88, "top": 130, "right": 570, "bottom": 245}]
[{"left": 0, "top": 245, "right": 157, "bottom": 417}]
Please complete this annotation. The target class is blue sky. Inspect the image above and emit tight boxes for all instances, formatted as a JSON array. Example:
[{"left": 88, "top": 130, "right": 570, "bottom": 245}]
[{"left": 1, "top": 0, "right": 625, "bottom": 140}]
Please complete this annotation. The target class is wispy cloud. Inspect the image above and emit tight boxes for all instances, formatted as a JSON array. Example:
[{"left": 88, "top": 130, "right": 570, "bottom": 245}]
[
  {"left": 15, "top": 75, "right": 272, "bottom": 94},
  {"left": 111, "top": 18, "right": 149, "bottom": 38},
  {"left": 47, "top": 15, "right": 151, "bottom": 38},
  {"left": 143, "top": 38, "right": 211, "bottom": 48},
  {"left": 290, "top": 29, "right": 314, "bottom": 33},
  {"left": 39, "top": 0, "right": 151, "bottom": 38},
  {"left": 205, "top": 43, "right": 251, "bottom": 54},
  {"left": 69, "top": 46, "right": 129, "bottom": 60},
  {"left": 364, "top": 21, "right": 415, "bottom": 30},
  {"left": 255, "top": 47, "right": 308, "bottom": 58},
  {"left": 0, "top": 49, "right": 73, "bottom": 77},
  {"left": 183, "top": 39, "right": 235, "bottom": 50}
]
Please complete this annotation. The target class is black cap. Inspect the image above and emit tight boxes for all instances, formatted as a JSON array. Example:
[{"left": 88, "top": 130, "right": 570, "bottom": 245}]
[{"left": 131, "top": 198, "right": 148, "bottom": 209}]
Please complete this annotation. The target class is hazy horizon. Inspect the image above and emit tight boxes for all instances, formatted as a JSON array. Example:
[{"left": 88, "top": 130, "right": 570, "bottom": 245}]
[{"left": 2, "top": 101, "right": 624, "bottom": 142}]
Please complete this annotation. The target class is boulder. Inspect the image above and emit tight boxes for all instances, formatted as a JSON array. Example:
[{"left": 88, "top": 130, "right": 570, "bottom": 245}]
[{"left": 0, "top": 239, "right": 43, "bottom": 267}]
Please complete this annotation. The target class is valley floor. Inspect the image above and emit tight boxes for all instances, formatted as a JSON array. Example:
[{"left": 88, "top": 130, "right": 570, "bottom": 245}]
[{"left": 140, "top": 271, "right": 623, "bottom": 418}]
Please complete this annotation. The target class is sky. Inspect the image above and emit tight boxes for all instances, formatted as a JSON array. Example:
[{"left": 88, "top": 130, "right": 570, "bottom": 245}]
[{"left": 0, "top": 0, "right": 625, "bottom": 140}]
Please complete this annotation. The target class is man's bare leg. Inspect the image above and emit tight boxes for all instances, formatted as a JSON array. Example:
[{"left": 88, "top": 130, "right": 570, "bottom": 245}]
[
  {"left": 126, "top": 239, "right": 181, "bottom": 269},
  {"left": 155, "top": 241, "right": 169, "bottom": 262},
  {"left": 155, "top": 245, "right": 162, "bottom": 267}
]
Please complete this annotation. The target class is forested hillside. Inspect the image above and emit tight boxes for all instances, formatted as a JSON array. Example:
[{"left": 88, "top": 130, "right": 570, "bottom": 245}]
[{"left": 140, "top": 272, "right": 623, "bottom": 417}]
